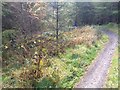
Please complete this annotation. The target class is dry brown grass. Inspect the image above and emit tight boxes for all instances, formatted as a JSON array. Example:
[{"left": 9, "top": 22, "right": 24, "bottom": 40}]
[{"left": 64, "top": 26, "right": 98, "bottom": 47}]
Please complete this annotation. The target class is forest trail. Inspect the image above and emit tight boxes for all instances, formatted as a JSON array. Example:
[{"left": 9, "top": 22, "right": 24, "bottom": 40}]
[{"left": 74, "top": 30, "right": 118, "bottom": 88}]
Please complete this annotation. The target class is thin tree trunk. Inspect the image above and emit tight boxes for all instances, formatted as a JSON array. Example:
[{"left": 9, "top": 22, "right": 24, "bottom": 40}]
[
  {"left": 56, "top": 2, "right": 59, "bottom": 55},
  {"left": 56, "top": 2, "right": 59, "bottom": 41}
]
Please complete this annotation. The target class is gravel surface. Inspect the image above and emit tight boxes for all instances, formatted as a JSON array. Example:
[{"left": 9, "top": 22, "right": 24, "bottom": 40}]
[{"left": 74, "top": 30, "right": 118, "bottom": 88}]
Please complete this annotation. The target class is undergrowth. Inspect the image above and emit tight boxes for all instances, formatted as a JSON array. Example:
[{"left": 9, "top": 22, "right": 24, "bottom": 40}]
[{"left": 2, "top": 26, "right": 109, "bottom": 88}]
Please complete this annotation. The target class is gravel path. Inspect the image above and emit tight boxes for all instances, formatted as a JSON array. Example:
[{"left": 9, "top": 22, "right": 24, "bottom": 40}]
[{"left": 74, "top": 30, "right": 118, "bottom": 88}]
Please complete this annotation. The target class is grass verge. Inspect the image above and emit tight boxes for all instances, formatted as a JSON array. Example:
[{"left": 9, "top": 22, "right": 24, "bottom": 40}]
[
  {"left": 104, "top": 47, "right": 118, "bottom": 88},
  {"left": 94, "top": 23, "right": 119, "bottom": 35},
  {"left": 35, "top": 34, "right": 109, "bottom": 88}
]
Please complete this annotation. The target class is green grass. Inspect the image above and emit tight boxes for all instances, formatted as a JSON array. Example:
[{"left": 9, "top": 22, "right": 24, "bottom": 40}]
[
  {"left": 35, "top": 34, "right": 109, "bottom": 88},
  {"left": 104, "top": 23, "right": 118, "bottom": 34},
  {"left": 58, "top": 35, "right": 108, "bottom": 88},
  {"left": 94, "top": 23, "right": 119, "bottom": 36},
  {"left": 104, "top": 48, "right": 118, "bottom": 88}
]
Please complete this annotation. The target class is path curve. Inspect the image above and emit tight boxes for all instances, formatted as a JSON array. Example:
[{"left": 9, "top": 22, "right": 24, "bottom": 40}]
[{"left": 74, "top": 30, "right": 118, "bottom": 88}]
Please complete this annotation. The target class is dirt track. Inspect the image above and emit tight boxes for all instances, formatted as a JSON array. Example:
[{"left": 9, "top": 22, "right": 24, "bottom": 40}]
[{"left": 74, "top": 30, "right": 118, "bottom": 88}]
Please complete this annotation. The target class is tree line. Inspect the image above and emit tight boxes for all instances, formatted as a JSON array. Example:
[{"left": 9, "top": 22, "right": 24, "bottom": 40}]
[{"left": 2, "top": 2, "right": 119, "bottom": 34}]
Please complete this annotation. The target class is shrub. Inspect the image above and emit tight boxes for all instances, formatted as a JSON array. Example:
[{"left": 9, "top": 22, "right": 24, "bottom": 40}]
[{"left": 63, "top": 26, "right": 99, "bottom": 47}]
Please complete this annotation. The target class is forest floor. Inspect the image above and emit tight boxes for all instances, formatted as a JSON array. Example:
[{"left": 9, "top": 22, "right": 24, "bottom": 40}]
[{"left": 74, "top": 30, "right": 118, "bottom": 88}]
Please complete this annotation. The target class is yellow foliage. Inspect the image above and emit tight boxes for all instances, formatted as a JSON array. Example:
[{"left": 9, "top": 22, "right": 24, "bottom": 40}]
[
  {"left": 40, "top": 60, "right": 43, "bottom": 66},
  {"left": 4, "top": 45, "right": 8, "bottom": 49},
  {"left": 37, "top": 35, "right": 41, "bottom": 37},
  {"left": 37, "top": 40, "right": 41, "bottom": 42}
]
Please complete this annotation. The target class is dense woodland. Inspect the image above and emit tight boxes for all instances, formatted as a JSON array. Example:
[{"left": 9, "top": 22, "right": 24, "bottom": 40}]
[
  {"left": 2, "top": 2, "right": 119, "bottom": 30},
  {"left": 1, "top": 2, "right": 119, "bottom": 88}
]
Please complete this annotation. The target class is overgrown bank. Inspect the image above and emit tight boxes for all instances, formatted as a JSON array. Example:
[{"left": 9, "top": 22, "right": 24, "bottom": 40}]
[
  {"left": 102, "top": 23, "right": 119, "bottom": 88},
  {"left": 2, "top": 26, "right": 109, "bottom": 88}
]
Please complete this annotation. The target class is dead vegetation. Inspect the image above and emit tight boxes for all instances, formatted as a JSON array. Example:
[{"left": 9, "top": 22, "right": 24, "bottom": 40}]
[{"left": 64, "top": 26, "right": 101, "bottom": 47}]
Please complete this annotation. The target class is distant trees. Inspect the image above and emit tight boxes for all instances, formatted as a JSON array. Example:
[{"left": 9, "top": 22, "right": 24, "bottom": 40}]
[
  {"left": 75, "top": 2, "right": 95, "bottom": 26},
  {"left": 75, "top": 2, "right": 119, "bottom": 26},
  {"left": 58, "top": 3, "right": 75, "bottom": 31},
  {"left": 2, "top": 3, "right": 15, "bottom": 29},
  {"left": 46, "top": 2, "right": 75, "bottom": 40},
  {"left": 49, "top": 2, "right": 60, "bottom": 41},
  {"left": 2, "top": 2, "right": 47, "bottom": 36},
  {"left": 2, "top": 2, "right": 119, "bottom": 33},
  {"left": 93, "top": 2, "right": 118, "bottom": 24}
]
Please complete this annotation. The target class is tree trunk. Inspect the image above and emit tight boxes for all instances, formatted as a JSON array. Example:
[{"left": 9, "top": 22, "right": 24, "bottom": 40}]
[{"left": 56, "top": 2, "right": 59, "bottom": 41}]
